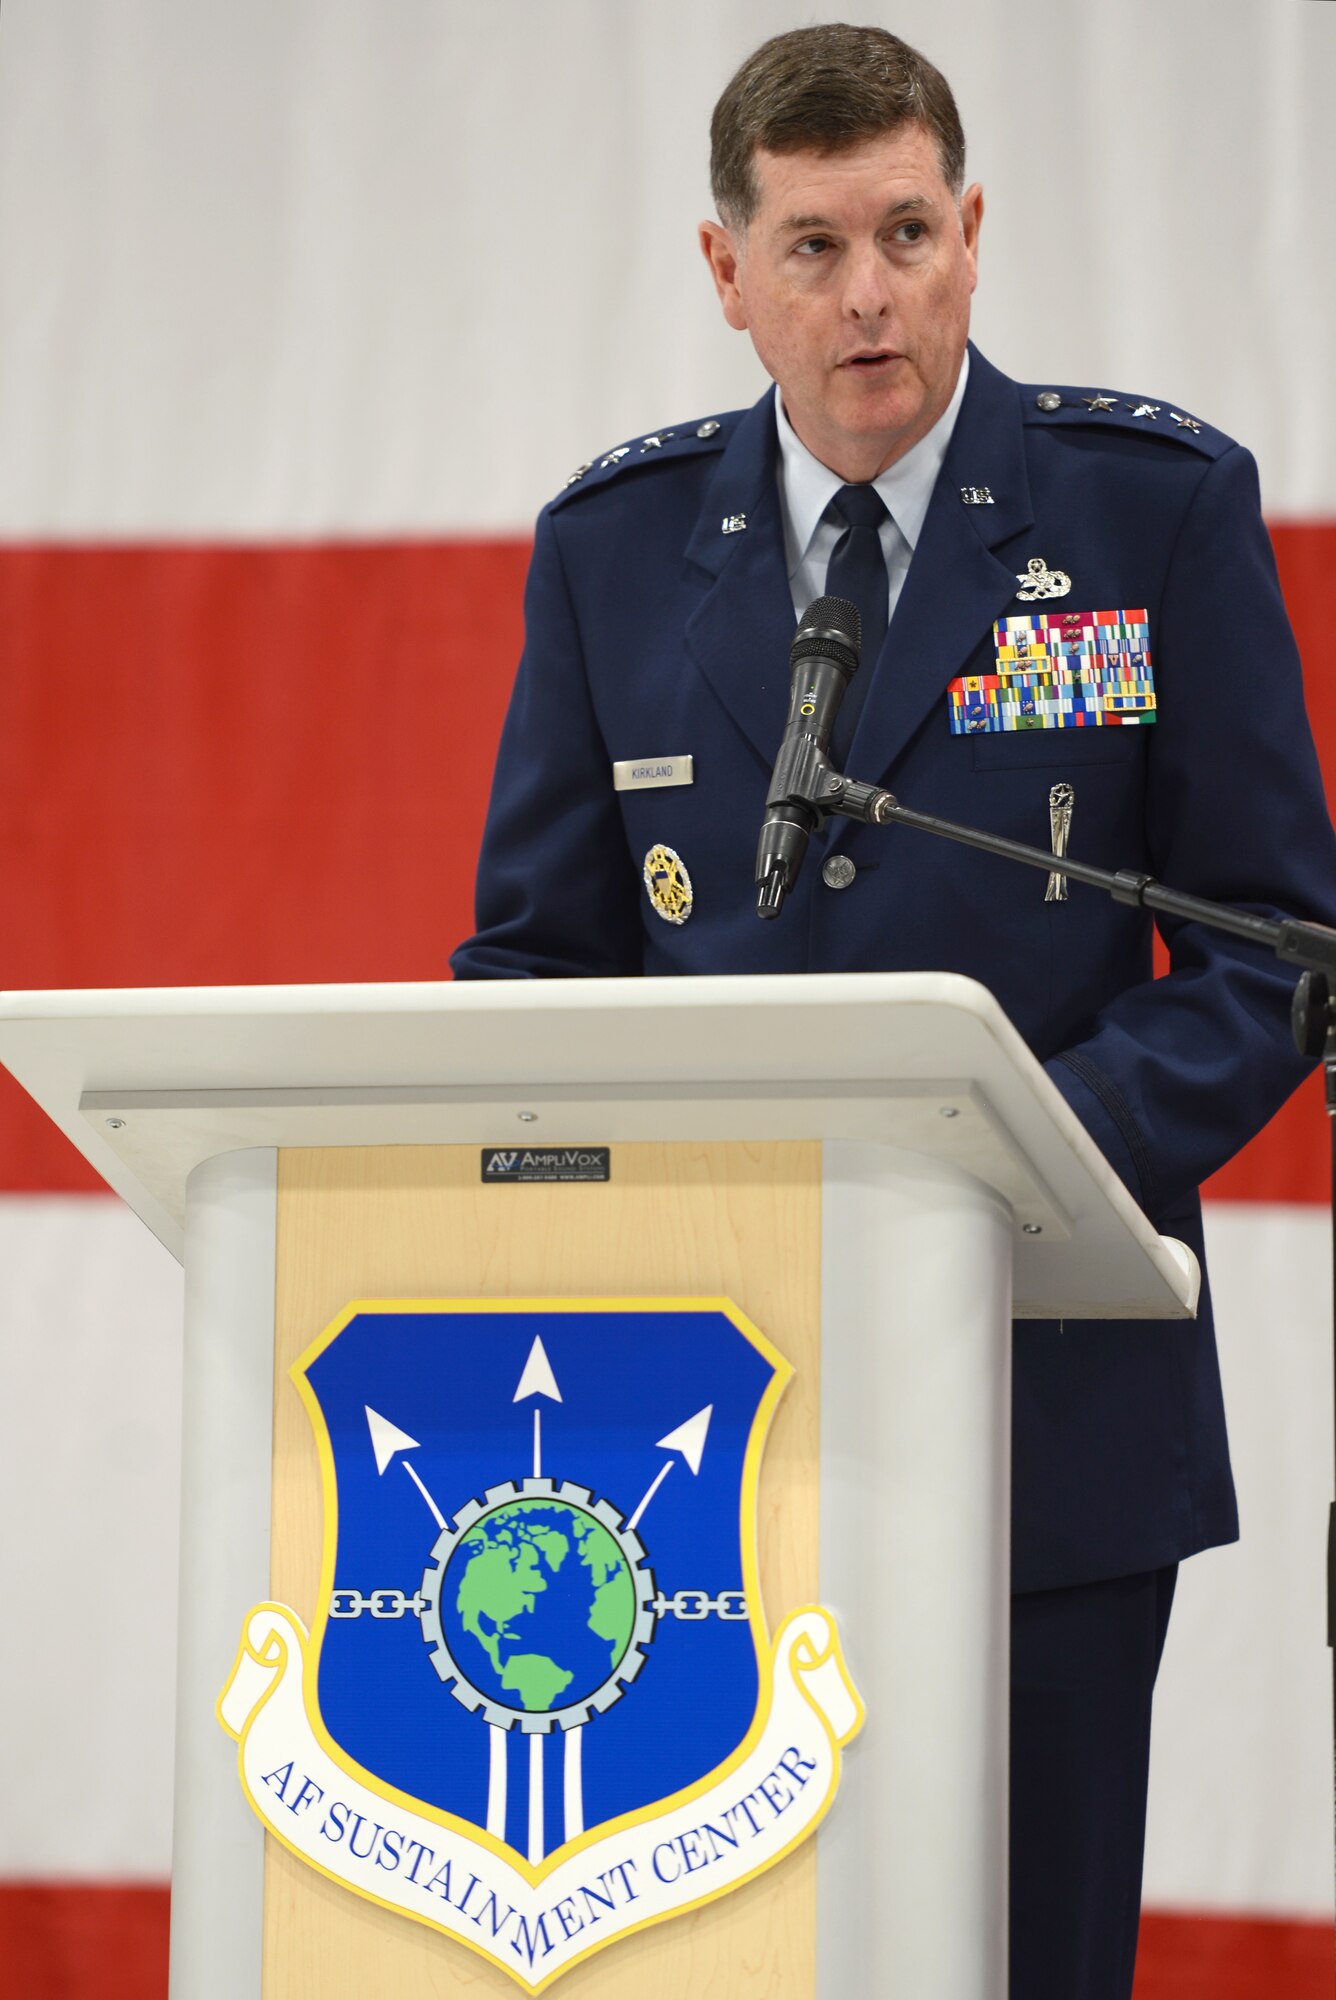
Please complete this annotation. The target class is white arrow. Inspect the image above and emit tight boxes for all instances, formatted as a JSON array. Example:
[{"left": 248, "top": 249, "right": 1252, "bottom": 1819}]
[
  {"left": 367, "top": 1407, "right": 421, "bottom": 1474},
  {"left": 513, "top": 1336, "right": 562, "bottom": 1478},
  {"left": 626, "top": 1404, "right": 713, "bottom": 1533},
  {"left": 365, "top": 1405, "right": 444, "bottom": 1529},
  {"left": 655, "top": 1405, "right": 712, "bottom": 1474},
  {"left": 513, "top": 1336, "right": 562, "bottom": 1404}
]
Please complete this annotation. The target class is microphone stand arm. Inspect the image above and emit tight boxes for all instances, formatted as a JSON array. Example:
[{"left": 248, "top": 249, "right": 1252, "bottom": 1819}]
[{"left": 820, "top": 769, "right": 1336, "bottom": 973}]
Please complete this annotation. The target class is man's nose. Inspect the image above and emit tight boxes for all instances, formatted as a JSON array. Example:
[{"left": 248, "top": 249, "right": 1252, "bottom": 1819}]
[{"left": 842, "top": 242, "right": 893, "bottom": 321}]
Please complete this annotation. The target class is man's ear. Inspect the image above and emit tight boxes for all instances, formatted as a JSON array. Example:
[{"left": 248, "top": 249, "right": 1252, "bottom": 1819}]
[
  {"left": 699, "top": 220, "right": 749, "bottom": 332},
  {"left": 959, "top": 181, "right": 984, "bottom": 292}
]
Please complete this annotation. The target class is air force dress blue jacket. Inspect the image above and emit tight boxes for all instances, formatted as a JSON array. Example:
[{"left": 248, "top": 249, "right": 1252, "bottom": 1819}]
[{"left": 452, "top": 344, "right": 1336, "bottom": 1594}]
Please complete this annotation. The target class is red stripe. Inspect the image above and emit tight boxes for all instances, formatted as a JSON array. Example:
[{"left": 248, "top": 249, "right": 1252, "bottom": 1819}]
[
  {"left": 0, "top": 1884, "right": 169, "bottom": 1997},
  {"left": 1134, "top": 1910, "right": 1336, "bottom": 1999},
  {"left": 0, "top": 1888, "right": 1328, "bottom": 1997},
  {"left": 1203, "top": 1068, "right": 1327, "bottom": 1203},
  {"left": 1190, "top": 525, "right": 1335, "bottom": 1206},
  {"left": 0, "top": 526, "right": 1330, "bottom": 1197},
  {"left": 0, "top": 542, "right": 527, "bottom": 1189}
]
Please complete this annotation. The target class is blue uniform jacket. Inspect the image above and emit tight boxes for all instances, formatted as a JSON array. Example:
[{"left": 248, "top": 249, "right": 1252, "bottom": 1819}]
[{"left": 452, "top": 343, "right": 1336, "bottom": 1594}]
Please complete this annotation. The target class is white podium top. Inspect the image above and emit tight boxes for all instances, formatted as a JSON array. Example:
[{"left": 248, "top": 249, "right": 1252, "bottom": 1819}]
[{"left": 0, "top": 971, "right": 1195, "bottom": 1319}]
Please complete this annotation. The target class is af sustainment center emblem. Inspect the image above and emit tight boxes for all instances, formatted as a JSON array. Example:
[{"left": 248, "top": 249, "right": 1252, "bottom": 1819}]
[{"left": 217, "top": 1298, "right": 863, "bottom": 1991}]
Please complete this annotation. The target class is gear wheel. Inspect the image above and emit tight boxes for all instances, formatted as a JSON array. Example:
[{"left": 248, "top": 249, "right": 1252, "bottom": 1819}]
[{"left": 418, "top": 1476, "right": 657, "bottom": 1734}]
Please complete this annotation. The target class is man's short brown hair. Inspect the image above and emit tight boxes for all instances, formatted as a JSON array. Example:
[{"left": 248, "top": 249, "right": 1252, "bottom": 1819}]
[{"left": 710, "top": 23, "right": 966, "bottom": 229}]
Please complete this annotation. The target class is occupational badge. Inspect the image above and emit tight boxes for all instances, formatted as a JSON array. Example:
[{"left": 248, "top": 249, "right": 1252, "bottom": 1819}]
[
  {"left": 1015, "top": 557, "right": 1072, "bottom": 602},
  {"left": 643, "top": 844, "right": 693, "bottom": 924},
  {"left": 217, "top": 1299, "right": 863, "bottom": 1991},
  {"left": 1046, "top": 782, "right": 1074, "bottom": 901}
]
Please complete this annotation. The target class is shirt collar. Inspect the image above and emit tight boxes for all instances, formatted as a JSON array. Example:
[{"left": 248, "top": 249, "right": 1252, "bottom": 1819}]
[{"left": 775, "top": 348, "right": 971, "bottom": 569}]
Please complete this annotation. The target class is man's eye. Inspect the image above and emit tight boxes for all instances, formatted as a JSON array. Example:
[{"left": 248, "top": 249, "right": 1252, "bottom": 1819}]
[
  {"left": 894, "top": 221, "right": 927, "bottom": 243},
  {"left": 793, "top": 236, "right": 831, "bottom": 257}
]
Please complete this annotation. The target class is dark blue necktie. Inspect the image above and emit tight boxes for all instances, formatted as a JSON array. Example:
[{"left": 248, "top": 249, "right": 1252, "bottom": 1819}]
[{"left": 824, "top": 482, "right": 890, "bottom": 764}]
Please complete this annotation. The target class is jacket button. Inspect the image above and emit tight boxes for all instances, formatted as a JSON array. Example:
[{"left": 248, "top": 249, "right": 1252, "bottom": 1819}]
[{"left": 822, "top": 855, "right": 856, "bottom": 890}]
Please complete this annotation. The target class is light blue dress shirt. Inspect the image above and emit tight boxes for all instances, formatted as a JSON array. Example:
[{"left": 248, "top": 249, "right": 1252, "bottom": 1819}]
[{"left": 775, "top": 349, "right": 970, "bottom": 624}]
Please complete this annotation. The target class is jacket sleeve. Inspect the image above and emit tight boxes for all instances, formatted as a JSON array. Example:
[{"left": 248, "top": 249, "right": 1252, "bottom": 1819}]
[
  {"left": 1044, "top": 442, "right": 1336, "bottom": 1214},
  {"left": 450, "top": 508, "right": 643, "bottom": 980}
]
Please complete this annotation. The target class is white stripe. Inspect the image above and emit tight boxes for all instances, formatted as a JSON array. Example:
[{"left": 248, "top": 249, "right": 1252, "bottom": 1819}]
[
  {"left": 487, "top": 1726, "right": 508, "bottom": 1839},
  {"left": 1144, "top": 1203, "right": 1334, "bottom": 1915},
  {"left": 0, "top": 1196, "right": 183, "bottom": 1874},
  {"left": 0, "top": 2, "right": 1332, "bottom": 533},
  {"left": 564, "top": 1726, "right": 584, "bottom": 1842},
  {"left": 528, "top": 1735, "right": 545, "bottom": 1866}
]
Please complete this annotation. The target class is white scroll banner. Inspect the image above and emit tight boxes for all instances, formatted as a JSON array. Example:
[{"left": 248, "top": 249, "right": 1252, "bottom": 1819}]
[{"left": 218, "top": 1600, "right": 864, "bottom": 1991}]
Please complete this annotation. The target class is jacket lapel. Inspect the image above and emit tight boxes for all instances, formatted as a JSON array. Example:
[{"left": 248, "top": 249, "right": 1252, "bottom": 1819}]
[
  {"left": 845, "top": 346, "right": 1036, "bottom": 783},
  {"left": 683, "top": 391, "right": 797, "bottom": 772},
  {"left": 681, "top": 351, "right": 1037, "bottom": 783}
]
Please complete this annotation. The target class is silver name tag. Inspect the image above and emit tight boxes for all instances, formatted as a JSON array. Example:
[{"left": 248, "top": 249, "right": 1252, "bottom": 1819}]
[{"left": 612, "top": 754, "right": 694, "bottom": 791}]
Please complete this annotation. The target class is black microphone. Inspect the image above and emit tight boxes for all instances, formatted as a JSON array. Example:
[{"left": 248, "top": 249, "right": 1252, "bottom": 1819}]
[{"left": 755, "top": 595, "right": 861, "bottom": 918}]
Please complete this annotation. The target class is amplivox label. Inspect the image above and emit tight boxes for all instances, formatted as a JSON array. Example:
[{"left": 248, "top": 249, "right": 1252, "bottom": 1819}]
[{"left": 481, "top": 1146, "right": 611, "bottom": 1184}]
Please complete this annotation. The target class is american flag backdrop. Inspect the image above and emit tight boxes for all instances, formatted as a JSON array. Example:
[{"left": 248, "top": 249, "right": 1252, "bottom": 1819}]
[{"left": 1, "top": 3, "right": 1334, "bottom": 1994}]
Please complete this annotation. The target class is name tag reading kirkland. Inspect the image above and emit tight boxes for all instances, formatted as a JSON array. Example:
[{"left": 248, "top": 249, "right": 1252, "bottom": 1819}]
[{"left": 612, "top": 754, "right": 694, "bottom": 791}]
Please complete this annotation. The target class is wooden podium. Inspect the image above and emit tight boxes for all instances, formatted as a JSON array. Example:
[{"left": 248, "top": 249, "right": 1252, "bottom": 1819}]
[{"left": 0, "top": 972, "right": 1197, "bottom": 2000}]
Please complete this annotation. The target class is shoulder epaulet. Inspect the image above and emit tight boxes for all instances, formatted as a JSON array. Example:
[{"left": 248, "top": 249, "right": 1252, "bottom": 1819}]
[
  {"left": 1021, "top": 384, "right": 1233, "bottom": 459},
  {"left": 547, "top": 414, "right": 735, "bottom": 510}
]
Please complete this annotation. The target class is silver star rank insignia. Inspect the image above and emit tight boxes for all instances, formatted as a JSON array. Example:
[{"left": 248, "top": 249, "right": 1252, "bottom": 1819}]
[
  {"left": 1170, "top": 412, "right": 1202, "bottom": 432},
  {"left": 1083, "top": 395, "right": 1118, "bottom": 412},
  {"left": 639, "top": 431, "right": 676, "bottom": 452},
  {"left": 1127, "top": 402, "right": 1162, "bottom": 419}
]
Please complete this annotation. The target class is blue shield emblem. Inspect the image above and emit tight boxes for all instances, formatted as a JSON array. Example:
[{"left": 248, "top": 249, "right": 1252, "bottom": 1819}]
[{"left": 296, "top": 1298, "right": 785, "bottom": 1860}]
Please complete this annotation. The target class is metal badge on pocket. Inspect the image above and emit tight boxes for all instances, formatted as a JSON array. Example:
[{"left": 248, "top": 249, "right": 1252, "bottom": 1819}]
[{"left": 1046, "top": 783, "right": 1073, "bottom": 901}]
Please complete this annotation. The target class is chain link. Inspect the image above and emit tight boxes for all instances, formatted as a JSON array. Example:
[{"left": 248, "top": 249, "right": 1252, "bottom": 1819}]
[
  {"left": 329, "top": 1588, "right": 428, "bottom": 1619},
  {"left": 331, "top": 1585, "right": 746, "bottom": 1622},
  {"left": 651, "top": 1588, "right": 748, "bottom": 1621}
]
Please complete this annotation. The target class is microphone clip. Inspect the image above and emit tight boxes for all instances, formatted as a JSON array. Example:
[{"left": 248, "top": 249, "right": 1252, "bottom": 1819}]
[{"left": 755, "top": 753, "right": 892, "bottom": 918}]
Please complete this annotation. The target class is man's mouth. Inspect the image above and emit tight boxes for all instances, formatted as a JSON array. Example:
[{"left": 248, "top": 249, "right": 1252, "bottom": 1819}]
[{"left": 841, "top": 349, "right": 902, "bottom": 372}]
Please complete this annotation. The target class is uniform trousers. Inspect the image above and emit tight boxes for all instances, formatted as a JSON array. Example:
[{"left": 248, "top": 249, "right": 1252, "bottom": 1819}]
[{"left": 1010, "top": 1565, "right": 1178, "bottom": 2000}]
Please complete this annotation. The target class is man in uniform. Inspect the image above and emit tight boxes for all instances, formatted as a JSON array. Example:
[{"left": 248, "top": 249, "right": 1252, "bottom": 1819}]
[{"left": 451, "top": 23, "right": 1336, "bottom": 1997}]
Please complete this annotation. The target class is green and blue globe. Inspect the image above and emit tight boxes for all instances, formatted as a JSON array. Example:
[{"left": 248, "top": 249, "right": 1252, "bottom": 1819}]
[{"left": 442, "top": 1497, "right": 637, "bottom": 1714}]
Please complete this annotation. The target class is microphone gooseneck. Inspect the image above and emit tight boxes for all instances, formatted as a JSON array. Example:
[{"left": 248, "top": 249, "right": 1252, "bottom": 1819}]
[{"left": 755, "top": 595, "right": 862, "bottom": 919}]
